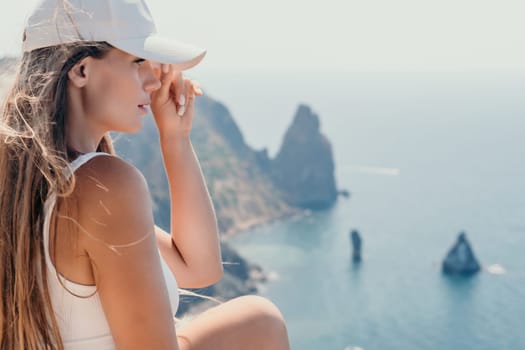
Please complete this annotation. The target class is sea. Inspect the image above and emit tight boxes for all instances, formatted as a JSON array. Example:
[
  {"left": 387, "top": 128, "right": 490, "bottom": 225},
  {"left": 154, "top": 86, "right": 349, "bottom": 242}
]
[{"left": 190, "top": 70, "right": 525, "bottom": 350}]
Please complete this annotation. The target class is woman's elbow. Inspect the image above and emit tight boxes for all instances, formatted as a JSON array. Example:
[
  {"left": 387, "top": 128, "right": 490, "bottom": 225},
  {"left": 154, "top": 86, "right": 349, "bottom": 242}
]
[
  {"left": 190, "top": 265, "right": 223, "bottom": 288},
  {"left": 207, "top": 262, "right": 224, "bottom": 285},
  {"left": 210, "top": 263, "right": 224, "bottom": 285}
]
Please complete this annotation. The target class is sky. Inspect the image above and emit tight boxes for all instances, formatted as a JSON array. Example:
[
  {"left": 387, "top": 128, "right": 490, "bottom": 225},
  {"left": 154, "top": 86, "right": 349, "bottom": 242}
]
[{"left": 1, "top": 0, "right": 524, "bottom": 74}]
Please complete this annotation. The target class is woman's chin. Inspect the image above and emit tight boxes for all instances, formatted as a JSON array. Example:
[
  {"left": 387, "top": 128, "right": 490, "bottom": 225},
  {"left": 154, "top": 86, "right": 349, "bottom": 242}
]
[
  {"left": 129, "top": 122, "right": 144, "bottom": 134},
  {"left": 119, "top": 119, "right": 144, "bottom": 134}
]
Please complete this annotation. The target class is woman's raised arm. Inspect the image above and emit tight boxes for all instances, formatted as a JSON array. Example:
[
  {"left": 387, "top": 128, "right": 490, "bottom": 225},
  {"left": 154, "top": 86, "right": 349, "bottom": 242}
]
[{"left": 151, "top": 64, "right": 223, "bottom": 289}]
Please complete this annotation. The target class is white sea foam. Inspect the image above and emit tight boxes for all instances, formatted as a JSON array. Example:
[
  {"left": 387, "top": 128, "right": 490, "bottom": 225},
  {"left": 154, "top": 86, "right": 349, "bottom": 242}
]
[
  {"left": 256, "top": 283, "right": 268, "bottom": 293},
  {"left": 344, "top": 346, "right": 364, "bottom": 350},
  {"left": 352, "top": 165, "right": 401, "bottom": 176},
  {"left": 267, "top": 271, "right": 280, "bottom": 281},
  {"left": 487, "top": 264, "right": 506, "bottom": 275}
]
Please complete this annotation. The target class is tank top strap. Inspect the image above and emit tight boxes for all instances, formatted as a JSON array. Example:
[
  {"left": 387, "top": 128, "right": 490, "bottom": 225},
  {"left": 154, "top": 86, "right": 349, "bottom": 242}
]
[{"left": 66, "top": 152, "right": 114, "bottom": 179}]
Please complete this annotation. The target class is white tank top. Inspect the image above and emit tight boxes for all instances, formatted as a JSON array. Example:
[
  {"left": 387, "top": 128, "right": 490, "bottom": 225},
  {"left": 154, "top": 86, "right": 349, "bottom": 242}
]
[{"left": 43, "top": 152, "right": 179, "bottom": 349}]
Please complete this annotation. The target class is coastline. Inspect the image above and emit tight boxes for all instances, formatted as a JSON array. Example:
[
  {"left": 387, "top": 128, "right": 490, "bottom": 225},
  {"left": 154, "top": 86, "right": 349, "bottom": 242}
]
[{"left": 220, "top": 206, "right": 305, "bottom": 239}]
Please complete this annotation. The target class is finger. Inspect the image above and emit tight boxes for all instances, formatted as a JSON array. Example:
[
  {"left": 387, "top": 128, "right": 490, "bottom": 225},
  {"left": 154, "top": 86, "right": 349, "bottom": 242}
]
[
  {"left": 155, "top": 64, "right": 174, "bottom": 102},
  {"left": 172, "top": 68, "right": 185, "bottom": 105},
  {"left": 168, "top": 70, "right": 185, "bottom": 108},
  {"left": 169, "top": 77, "right": 186, "bottom": 107},
  {"left": 192, "top": 81, "right": 203, "bottom": 96},
  {"left": 180, "top": 90, "right": 195, "bottom": 118},
  {"left": 176, "top": 79, "right": 190, "bottom": 116}
]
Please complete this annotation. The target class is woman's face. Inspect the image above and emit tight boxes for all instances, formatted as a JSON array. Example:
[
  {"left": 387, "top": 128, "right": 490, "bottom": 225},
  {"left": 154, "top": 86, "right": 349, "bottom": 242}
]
[{"left": 80, "top": 48, "right": 161, "bottom": 134}]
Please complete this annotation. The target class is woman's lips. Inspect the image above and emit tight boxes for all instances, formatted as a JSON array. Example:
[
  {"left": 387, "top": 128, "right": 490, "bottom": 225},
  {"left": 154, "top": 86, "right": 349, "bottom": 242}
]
[{"left": 138, "top": 104, "right": 150, "bottom": 114}]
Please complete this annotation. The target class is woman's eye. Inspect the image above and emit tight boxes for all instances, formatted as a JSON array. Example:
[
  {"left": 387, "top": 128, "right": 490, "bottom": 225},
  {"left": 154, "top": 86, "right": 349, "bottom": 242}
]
[{"left": 134, "top": 58, "right": 146, "bottom": 65}]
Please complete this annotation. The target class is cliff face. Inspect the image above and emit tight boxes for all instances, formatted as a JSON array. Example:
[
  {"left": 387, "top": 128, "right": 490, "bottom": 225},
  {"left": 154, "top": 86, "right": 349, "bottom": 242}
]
[
  {"left": 192, "top": 96, "right": 298, "bottom": 236},
  {"left": 271, "top": 104, "right": 338, "bottom": 209},
  {"left": 111, "top": 96, "right": 341, "bottom": 314}
]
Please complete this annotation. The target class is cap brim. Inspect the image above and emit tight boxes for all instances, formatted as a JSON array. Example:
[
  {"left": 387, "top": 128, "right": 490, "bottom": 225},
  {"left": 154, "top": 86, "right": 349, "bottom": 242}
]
[{"left": 108, "top": 34, "right": 206, "bottom": 71}]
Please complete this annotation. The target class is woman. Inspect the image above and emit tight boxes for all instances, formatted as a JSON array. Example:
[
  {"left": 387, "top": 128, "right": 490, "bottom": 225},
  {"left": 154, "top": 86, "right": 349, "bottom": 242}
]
[{"left": 0, "top": 0, "right": 291, "bottom": 349}]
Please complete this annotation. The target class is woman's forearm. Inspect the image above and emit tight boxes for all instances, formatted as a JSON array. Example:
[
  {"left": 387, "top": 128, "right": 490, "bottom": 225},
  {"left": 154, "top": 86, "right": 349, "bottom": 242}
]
[{"left": 159, "top": 135, "right": 222, "bottom": 280}]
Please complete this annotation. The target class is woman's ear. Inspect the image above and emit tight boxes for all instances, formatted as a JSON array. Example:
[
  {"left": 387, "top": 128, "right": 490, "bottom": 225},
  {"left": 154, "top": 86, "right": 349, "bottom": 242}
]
[{"left": 68, "top": 57, "right": 93, "bottom": 88}]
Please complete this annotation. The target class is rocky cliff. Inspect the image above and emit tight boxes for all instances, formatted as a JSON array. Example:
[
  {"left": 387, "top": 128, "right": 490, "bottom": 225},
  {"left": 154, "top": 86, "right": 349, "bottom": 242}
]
[
  {"left": 113, "top": 98, "right": 339, "bottom": 314},
  {"left": 271, "top": 104, "right": 338, "bottom": 209}
]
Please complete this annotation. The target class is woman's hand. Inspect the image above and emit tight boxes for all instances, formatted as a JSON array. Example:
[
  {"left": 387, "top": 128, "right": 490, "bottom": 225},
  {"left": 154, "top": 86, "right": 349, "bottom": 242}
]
[{"left": 150, "top": 63, "right": 203, "bottom": 140}]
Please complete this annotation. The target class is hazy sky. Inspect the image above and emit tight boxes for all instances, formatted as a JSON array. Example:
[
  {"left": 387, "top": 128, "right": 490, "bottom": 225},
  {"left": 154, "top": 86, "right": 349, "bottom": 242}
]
[{"left": 1, "top": 0, "right": 524, "bottom": 73}]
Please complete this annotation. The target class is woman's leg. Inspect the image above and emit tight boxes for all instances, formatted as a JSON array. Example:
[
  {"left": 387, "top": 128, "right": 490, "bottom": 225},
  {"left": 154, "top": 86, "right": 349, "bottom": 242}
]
[{"left": 176, "top": 295, "right": 291, "bottom": 350}]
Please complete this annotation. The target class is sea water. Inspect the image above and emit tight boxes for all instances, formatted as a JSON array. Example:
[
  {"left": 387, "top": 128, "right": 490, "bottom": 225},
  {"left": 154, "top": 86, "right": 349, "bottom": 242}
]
[{"left": 197, "top": 71, "right": 525, "bottom": 350}]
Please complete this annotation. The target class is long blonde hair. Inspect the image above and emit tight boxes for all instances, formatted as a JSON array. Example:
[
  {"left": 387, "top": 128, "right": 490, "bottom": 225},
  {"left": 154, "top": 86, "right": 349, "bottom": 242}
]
[{"left": 0, "top": 42, "right": 114, "bottom": 350}]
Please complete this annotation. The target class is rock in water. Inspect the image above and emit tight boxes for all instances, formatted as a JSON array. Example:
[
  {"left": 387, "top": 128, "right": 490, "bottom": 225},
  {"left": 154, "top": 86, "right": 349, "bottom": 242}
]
[
  {"left": 350, "top": 229, "right": 362, "bottom": 262},
  {"left": 442, "top": 232, "right": 481, "bottom": 275}
]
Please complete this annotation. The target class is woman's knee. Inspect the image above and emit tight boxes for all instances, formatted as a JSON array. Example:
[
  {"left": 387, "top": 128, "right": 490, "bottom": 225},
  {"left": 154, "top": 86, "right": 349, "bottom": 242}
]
[
  {"left": 177, "top": 295, "right": 290, "bottom": 350},
  {"left": 236, "top": 295, "right": 285, "bottom": 322},
  {"left": 234, "top": 295, "right": 289, "bottom": 345}
]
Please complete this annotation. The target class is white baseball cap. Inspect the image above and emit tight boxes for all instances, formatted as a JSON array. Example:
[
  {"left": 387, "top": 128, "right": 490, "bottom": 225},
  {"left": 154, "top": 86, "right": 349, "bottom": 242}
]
[{"left": 22, "top": 0, "right": 206, "bottom": 70}]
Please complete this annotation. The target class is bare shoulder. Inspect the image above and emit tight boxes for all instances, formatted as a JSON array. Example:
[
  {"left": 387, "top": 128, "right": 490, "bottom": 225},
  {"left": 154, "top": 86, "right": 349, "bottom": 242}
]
[
  {"left": 74, "top": 154, "right": 149, "bottom": 198},
  {"left": 71, "top": 154, "right": 154, "bottom": 248}
]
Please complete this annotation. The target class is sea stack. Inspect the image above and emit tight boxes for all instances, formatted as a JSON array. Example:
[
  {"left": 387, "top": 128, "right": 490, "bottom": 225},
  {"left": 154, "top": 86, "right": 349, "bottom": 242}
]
[
  {"left": 442, "top": 232, "right": 481, "bottom": 276},
  {"left": 350, "top": 230, "right": 362, "bottom": 262},
  {"left": 271, "top": 104, "right": 338, "bottom": 209}
]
